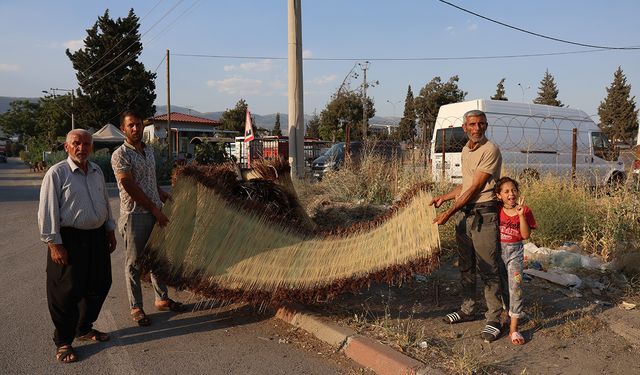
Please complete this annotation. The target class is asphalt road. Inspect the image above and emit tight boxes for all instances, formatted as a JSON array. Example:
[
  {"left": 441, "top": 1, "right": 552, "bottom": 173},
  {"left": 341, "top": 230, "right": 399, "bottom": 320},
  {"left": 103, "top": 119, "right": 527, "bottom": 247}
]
[{"left": 0, "top": 157, "right": 360, "bottom": 375}]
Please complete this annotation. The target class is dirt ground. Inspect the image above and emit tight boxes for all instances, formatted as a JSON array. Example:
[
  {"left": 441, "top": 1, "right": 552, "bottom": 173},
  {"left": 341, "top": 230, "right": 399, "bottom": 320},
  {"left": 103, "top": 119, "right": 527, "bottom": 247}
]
[{"left": 304, "top": 261, "right": 640, "bottom": 375}]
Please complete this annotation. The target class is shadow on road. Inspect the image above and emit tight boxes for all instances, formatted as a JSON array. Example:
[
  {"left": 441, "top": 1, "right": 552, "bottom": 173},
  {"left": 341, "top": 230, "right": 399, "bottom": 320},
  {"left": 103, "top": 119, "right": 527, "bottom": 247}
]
[{"left": 77, "top": 304, "right": 272, "bottom": 360}]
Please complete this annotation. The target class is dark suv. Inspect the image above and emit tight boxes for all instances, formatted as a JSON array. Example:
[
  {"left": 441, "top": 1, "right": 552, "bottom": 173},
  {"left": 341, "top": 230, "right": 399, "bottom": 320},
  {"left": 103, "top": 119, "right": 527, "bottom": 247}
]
[{"left": 311, "top": 140, "right": 400, "bottom": 179}]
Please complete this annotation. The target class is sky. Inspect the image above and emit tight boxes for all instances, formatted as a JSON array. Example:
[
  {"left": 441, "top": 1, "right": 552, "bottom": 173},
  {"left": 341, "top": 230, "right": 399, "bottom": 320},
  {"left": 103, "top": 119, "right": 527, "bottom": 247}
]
[{"left": 1, "top": 0, "right": 639, "bottom": 121}]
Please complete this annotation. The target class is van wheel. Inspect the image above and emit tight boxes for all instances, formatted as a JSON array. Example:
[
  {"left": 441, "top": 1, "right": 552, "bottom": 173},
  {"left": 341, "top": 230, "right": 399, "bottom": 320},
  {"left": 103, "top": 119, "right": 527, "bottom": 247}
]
[
  {"left": 519, "top": 169, "right": 539, "bottom": 183},
  {"left": 607, "top": 172, "right": 625, "bottom": 189}
]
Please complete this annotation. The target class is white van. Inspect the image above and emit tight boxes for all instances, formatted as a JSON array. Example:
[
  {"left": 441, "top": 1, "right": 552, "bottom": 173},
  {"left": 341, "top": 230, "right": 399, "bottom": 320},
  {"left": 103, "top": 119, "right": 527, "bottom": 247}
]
[{"left": 430, "top": 99, "right": 625, "bottom": 185}]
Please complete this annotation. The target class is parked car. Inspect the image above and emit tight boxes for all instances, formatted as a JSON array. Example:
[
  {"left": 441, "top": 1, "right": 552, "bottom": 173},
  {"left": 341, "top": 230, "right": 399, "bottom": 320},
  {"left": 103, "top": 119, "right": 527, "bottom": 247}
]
[
  {"left": 0, "top": 154, "right": 7, "bottom": 163},
  {"left": 311, "top": 140, "right": 400, "bottom": 180}
]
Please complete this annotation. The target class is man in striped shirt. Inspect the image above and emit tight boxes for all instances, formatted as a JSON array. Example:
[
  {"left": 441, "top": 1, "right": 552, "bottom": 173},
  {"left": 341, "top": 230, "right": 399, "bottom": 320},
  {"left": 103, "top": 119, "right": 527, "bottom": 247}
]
[{"left": 38, "top": 129, "right": 117, "bottom": 363}]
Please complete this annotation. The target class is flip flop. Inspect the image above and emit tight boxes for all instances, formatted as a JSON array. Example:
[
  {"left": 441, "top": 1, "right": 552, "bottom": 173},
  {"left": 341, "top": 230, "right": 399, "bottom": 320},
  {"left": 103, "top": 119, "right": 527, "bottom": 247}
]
[
  {"left": 511, "top": 331, "right": 525, "bottom": 345},
  {"left": 155, "top": 299, "right": 187, "bottom": 312},
  {"left": 56, "top": 345, "right": 78, "bottom": 363},
  {"left": 76, "top": 329, "right": 110, "bottom": 342},
  {"left": 131, "top": 309, "right": 151, "bottom": 326},
  {"left": 481, "top": 321, "right": 502, "bottom": 343},
  {"left": 443, "top": 311, "right": 476, "bottom": 324}
]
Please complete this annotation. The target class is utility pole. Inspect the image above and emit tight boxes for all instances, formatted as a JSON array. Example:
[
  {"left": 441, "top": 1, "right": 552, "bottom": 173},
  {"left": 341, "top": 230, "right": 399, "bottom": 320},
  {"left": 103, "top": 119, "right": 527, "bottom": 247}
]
[
  {"left": 360, "top": 61, "right": 369, "bottom": 140},
  {"left": 166, "top": 49, "right": 172, "bottom": 163},
  {"left": 288, "top": 0, "right": 305, "bottom": 178}
]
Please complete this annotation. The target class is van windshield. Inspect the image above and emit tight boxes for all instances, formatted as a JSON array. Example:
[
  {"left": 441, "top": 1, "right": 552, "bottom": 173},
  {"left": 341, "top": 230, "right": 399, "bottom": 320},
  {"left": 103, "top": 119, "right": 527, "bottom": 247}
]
[
  {"left": 434, "top": 127, "right": 467, "bottom": 153},
  {"left": 591, "top": 132, "right": 618, "bottom": 161}
]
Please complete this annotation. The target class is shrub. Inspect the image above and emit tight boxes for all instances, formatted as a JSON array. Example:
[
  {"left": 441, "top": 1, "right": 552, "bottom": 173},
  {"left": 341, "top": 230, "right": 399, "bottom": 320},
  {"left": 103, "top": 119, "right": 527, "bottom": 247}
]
[{"left": 194, "top": 141, "right": 229, "bottom": 165}]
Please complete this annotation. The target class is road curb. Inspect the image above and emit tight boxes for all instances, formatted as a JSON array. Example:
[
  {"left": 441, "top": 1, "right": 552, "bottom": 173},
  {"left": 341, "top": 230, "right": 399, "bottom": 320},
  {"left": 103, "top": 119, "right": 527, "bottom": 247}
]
[{"left": 276, "top": 304, "right": 444, "bottom": 375}]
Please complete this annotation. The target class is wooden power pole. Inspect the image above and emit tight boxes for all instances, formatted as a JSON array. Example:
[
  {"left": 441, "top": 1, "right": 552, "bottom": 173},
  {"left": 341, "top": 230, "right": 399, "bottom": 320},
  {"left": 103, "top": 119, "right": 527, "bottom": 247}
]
[
  {"left": 288, "top": 0, "right": 305, "bottom": 178},
  {"left": 166, "top": 49, "right": 172, "bottom": 163}
]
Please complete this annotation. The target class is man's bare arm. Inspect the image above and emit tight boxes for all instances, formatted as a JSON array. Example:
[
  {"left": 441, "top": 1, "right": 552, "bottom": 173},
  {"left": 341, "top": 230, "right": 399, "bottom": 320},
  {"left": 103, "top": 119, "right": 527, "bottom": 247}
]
[
  {"left": 433, "top": 171, "right": 493, "bottom": 225},
  {"left": 430, "top": 185, "right": 462, "bottom": 208},
  {"left": 116, "top": 171, "right": 169, "bottom": 226}
]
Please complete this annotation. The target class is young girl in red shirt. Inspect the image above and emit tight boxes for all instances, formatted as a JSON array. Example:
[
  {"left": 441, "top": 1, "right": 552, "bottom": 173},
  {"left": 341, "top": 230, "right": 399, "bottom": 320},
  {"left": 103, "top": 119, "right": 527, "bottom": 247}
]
[{"left": 495, "top": 177, "right": 537, "bottom": 345}]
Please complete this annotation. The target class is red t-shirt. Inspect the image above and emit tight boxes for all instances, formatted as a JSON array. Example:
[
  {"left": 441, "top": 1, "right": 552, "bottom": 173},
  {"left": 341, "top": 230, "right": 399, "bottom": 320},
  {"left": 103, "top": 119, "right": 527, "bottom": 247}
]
[{"left": 499, "top": 205, "right": 537, "bottom": 243}]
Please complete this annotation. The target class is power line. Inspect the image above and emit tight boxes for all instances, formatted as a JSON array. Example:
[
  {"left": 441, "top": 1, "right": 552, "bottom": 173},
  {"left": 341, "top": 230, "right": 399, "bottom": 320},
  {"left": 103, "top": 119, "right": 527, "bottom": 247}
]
[
  {"left": 77, "top": 0, "right": 165, "bottom": 79},
  {"left": 172, "top": 48, "right": 621, "bottom": 62},
  {"left": 79, "top": 0, "right": 185, "bottom": 86},
  {"left": 437, "top": 0, "right": 640, "bottom": 50}
]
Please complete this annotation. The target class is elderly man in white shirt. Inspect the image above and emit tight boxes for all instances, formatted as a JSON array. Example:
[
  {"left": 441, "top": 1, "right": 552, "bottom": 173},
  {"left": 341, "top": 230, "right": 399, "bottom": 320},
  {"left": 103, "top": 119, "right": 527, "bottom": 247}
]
[{"left": 38, "top": 129, "right": 117, "bottom": 364}]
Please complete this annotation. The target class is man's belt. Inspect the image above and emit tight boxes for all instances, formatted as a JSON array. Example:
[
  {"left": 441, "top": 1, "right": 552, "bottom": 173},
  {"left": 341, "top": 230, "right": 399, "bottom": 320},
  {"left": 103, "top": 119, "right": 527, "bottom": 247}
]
[{"left": 461, "top": 202, "right": 498, "bottom": 231}]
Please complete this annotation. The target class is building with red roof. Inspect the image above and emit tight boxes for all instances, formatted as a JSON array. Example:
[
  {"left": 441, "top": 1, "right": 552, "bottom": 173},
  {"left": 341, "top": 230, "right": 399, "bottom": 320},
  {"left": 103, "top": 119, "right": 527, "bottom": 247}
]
[{"left": 144, "top": 112, "right": 239, "bottom": 157}]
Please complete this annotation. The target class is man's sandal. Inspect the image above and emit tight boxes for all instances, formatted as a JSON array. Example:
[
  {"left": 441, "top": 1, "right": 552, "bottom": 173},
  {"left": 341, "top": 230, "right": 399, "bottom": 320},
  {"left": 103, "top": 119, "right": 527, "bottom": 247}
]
[
  {"left": 131, "top": 309, "right": 151, "bottom": 326},
  {"left": 510, "top": 331, "right": 525, "bottom": 345},
  {"left": 155, "top": 299, "right": 186, "bottom": 312},
  {"left": 481, "top": 321, "right": 502, "bottom": 343},
  {"left": 76, "top": 329, "right": 110, "bottom": 342},
  {"left": 55, "top": 345, "right": 78, "bottom": 363},
  {"left": 443, "top": 311, "right": 476, "bottom": 324}
]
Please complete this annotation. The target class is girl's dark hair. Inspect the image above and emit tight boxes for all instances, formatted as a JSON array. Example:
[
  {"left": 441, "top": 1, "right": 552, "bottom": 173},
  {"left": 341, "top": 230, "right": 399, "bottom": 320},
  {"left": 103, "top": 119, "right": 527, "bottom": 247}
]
[{"left": 494, "top": 176, "right": 519, "bottom": 195}]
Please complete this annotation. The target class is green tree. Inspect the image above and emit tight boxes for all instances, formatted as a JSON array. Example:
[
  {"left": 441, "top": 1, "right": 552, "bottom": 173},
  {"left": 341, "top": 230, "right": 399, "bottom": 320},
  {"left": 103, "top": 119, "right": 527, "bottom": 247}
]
[
  {"left": 38, "top": 93, "right": 74, "bottom": 143},
  {"left": 66, "top": 9, "right": 156, "bottom": 128},
  {"left": 414, "top": 76, "right": 466, "bottom": 154},
  {"left": 306, "top": 114, "right": 320, "bottom": 139},
  {"left": 220, "top": 99, "right": 255, "bottom": 134},
  {"left": 0, "top": 100, "right": 41, "bottom": 142},
  {"left": 318, "top": 91, "right": 374, "bottom": 142},
  {"left": 533, "top": 69, "right": 563, "bottom": 107},
  {"left": 598, "top": 66, "right": 639, "bottom": 144},
  {"left": 397, "top": 85, "right": 417, "bottom": 142},
  {"left": 272, "top": 112, "right": 282, "bottom": 136},
  {"left": 491, "top": 78, "right": 508, "bottom": 101}
]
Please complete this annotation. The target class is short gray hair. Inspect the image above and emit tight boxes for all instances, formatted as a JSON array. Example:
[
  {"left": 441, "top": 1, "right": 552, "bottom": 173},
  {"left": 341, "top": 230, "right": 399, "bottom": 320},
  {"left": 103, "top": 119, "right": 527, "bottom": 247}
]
[
  {"left": 65, "top": 129, "right": 93, "bottom": 144},
  {"left": 463, "top": 110, "right": 487, "bottom": 124}
]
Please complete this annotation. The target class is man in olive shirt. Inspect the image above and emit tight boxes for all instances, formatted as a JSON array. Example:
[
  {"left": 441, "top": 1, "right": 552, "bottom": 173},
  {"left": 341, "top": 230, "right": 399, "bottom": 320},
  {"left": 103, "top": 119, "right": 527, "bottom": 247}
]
[
  {"left": 38, "top": 129, "right": 117, "bottom": 363},
  {"left": 430, "top": 109, "right": 505, "bottom": 342}
]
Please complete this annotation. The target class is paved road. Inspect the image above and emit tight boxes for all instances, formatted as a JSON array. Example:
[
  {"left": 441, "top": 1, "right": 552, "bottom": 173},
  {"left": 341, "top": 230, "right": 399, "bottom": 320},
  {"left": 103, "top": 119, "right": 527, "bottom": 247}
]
[{"left": 0, "top": 157, "right": 361, "bottom": 375}]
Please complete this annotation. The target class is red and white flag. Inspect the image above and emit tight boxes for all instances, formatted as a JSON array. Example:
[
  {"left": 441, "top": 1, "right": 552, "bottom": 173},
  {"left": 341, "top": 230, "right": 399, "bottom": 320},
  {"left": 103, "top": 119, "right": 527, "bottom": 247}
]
[{"left": 244, "top": 109, "right": 254, "bottom": 143}]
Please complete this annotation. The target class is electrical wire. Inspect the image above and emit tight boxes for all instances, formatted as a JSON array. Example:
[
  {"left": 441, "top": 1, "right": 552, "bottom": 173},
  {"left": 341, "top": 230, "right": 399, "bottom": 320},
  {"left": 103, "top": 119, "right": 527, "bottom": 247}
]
[
  {"left": 77, "top": 0, "right": 164, "bottom": 79},
  {"left": 437, "top": 0, "right": 640, "bottom": 50},
  {"left": 79, "top": 0, "right": 185, "bottom": 86},
  {"left": 172, "top": 48, "right": 619, "bottom": 62}
]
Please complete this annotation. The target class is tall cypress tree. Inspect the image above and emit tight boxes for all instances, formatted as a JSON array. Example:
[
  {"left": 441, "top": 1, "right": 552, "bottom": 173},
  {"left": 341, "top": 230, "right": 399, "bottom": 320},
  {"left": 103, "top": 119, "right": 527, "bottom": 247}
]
[
  {"left": 533, "top": 69, "right": 563, "bottom": 107},
  {"left": 272, "top": 112, "right": 282, "bottom": 136},
  {"left": 397, "top": 85, "right": 417, "bottom": 142},
  {"left": 306, "top": 114, "right": 320, "bottom": 139},
  {"left": 66, "top": 9, "right": 156, "bottom": 128},
  {"left": 491, "top": 78, "right": 508, "bottom": 101},
  {"left": 598, "top": 66, "right": 639, "bottom": 144}
]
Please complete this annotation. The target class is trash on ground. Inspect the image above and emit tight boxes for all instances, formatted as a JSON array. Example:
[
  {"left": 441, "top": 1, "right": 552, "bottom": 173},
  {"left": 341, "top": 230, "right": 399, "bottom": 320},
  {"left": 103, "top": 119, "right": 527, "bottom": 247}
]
[
  {"left": 524, "top": 268, "right": 582, "bottom": 288},
  {"left": 418, "top": 341, "right": 429, "bottom": 349},
  {"left": 524, "top": 242, "right": 603, "bottom": 270},
  {"left": 414, "top": 274, "right": 428, "bottom": 282},
  {"left": 620, "top": 301, "right": 637, "bottom": 310},
  {"left": 594, "top": 300, "right": 613, "bottom": 307}
]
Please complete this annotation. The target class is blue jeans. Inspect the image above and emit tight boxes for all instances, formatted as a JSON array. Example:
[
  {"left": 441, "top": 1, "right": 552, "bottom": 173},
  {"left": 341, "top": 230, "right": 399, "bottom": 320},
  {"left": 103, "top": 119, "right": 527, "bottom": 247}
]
[
  {"left": 500, "top": 242, "right": 524, "bottom": 317},
  {"left": 120, "top": 213, "right": 169, "bottom": 309}
]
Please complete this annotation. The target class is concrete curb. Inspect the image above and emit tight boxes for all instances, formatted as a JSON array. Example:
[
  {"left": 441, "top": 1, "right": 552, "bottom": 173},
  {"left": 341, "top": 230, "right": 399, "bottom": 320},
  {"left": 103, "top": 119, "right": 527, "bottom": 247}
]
[{"left": 276, "top": 304, "right": 444, "bottom": 375}]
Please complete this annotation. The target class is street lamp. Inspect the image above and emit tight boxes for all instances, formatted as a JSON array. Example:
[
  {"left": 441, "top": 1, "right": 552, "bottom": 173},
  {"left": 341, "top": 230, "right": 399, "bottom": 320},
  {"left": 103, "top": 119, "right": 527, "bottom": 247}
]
[
  {"left": 43, "top": 88, "right": 75, "bottom": 130},
  {"left": 386, "top": 99, "right": 401, "bottom": 118},
  {"left": 517, "top": 83, "right": 530, "bottom": 103}
]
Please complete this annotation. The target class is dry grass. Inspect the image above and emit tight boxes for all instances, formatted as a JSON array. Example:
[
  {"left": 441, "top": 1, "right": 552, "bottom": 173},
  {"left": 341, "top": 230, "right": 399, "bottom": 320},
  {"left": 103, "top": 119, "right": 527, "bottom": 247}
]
[{"left": 554, "top": 310, "right": 605, "bottom": 340}]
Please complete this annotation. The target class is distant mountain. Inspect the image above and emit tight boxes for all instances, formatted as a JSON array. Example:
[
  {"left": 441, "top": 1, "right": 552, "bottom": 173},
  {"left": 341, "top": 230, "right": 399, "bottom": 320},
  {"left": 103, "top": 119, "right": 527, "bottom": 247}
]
[
  {"left": 0, "top": 98, "right": 398, "bottom": 128},
  {"left": 0, "top": 96, "right": 39, "bottom": 113},
  {"left": 155, "top": 105, "right": 399, "bottom": 129}
]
